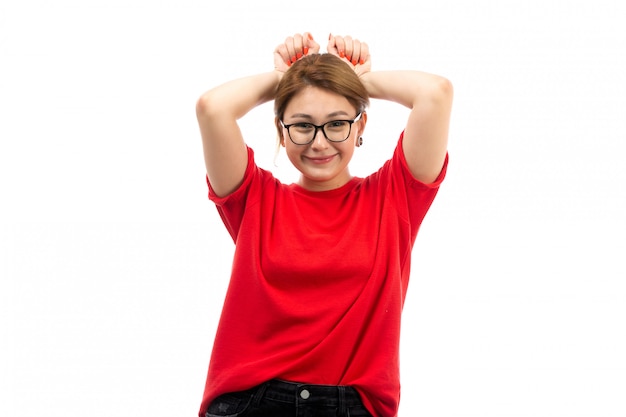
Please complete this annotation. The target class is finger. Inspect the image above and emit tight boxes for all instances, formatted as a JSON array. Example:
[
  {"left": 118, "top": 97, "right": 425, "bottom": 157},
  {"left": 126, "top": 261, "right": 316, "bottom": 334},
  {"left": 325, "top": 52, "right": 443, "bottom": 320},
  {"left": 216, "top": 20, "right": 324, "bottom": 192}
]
[
  {"left": 357, "top": 41, "right": 370, "bottom": 65},
  {"left": 283, "top": 36, "right": 297, "bottom": 65},
  {"left": 292, "top": 33, "right": 304, "bottom": 62},
  {"left": 343, "top": 36, "right": 354, "bottom": 63},
  {"left": 334, "top": 35, "right": 348, "bottom": 60},
  {"left": 274, "top": 43, "right": 292, "bottom": 67},
  {"left": 327, "top": 33, "right": 339, "bottom": 55},
  {"left": 349, "top": 39, "right": 361, "bottom": 66},
  {"left": 303, "top": 32, "right": 320, "bottom": 55}
]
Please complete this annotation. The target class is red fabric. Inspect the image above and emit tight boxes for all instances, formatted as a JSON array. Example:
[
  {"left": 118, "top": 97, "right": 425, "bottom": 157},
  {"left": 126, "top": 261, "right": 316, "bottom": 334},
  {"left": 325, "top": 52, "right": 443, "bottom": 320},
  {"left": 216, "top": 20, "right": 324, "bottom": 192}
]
[{"left": 199, "top": 133, "right": 447, "bottom": 417}]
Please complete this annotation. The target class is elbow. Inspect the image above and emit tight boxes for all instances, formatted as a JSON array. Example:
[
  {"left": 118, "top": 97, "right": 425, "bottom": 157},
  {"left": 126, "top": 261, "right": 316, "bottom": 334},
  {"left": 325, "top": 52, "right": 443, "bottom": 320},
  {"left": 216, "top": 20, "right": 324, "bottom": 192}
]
[
  {"left": 431, "top": 76, "right": 454, "bottom": 105},
  {"left": 413, "top": 76, "right": 453, "bottom": 112},
  {"left": 408, "top": 76, "right": 453, "bottom": 110},
  {"left": 196, "top": 92, "right": 218, "bottom": 120},
  {"left": 196, "top": 89, "right": 244, "bottom": 121}
]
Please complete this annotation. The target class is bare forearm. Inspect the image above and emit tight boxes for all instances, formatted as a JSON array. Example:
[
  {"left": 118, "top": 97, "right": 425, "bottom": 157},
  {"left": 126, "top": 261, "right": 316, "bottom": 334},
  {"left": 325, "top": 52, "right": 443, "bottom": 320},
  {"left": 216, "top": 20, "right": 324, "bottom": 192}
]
[
  {"left": 197, "top": 71, "right": 282, "bottom": 120},
  {"left": 360, "top": 70, "right": 452, "bottom": 109}
]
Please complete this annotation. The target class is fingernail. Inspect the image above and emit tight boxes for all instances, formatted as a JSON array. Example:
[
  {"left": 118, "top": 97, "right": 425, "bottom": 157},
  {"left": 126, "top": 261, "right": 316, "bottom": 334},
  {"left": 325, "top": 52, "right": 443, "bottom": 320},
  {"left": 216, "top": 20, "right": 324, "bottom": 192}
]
[
  {"left": 339, "top": 51, "right": 345, "bottom": 58},
  {"left": 303, "top": 46, "right": 309, "bottom": 55},
  {"left": 291, "top": 56, "right": 297, "bottom": 63},
  {"left": 308, "top": 33, "right": 314, "bottom": 40},
  {"left": 296, "top": 52, "right": 303, "bottom": 59},
  {"left": 359, "top": 58, "right": 365, "bottom": 65},
  {"left": 352, "top": 58, "right": 358, "bottom": 65}
]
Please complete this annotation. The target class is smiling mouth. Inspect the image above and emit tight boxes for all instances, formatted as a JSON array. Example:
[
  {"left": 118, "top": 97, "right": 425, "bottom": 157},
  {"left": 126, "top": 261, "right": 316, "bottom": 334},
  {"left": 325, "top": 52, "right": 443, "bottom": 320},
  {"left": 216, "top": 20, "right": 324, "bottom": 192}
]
[{"left": 305, "top": 155, "right": 337, "bottom": 164}]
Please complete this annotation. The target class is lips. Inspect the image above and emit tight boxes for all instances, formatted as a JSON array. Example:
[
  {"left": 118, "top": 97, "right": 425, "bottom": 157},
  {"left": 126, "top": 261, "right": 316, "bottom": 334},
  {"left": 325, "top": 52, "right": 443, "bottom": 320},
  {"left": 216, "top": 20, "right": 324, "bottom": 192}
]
[{"left": 305, "top": 154, "right": 337, "bottom": 164}]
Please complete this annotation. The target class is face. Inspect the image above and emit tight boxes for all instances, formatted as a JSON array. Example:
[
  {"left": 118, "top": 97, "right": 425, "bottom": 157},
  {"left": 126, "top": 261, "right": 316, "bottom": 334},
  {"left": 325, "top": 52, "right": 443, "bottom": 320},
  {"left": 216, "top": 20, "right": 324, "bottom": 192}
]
[{"left": 280, "top": 86, "right": 365, "bottom": 192}]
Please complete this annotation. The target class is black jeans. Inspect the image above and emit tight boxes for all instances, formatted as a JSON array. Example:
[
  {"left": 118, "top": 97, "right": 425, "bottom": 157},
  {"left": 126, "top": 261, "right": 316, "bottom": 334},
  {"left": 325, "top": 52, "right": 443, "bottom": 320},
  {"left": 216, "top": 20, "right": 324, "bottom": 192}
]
[{"left": 205, "top": 379, "right": 373, "bottom": 417}]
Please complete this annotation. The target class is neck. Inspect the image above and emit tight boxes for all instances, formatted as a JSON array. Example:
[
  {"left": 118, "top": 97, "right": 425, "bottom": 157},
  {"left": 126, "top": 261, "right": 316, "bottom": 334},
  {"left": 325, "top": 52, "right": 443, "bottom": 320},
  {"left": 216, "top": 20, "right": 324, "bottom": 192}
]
[{"left": 298, "top": 172, "right": 353, "bottom": 192}]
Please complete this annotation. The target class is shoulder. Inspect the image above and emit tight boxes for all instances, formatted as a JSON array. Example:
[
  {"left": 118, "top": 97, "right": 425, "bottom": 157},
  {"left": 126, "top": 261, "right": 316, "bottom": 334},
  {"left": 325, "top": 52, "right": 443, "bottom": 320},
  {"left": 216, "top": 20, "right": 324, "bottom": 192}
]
[{"left": 209, "top": 146, "right": 280, "bottom": 205}]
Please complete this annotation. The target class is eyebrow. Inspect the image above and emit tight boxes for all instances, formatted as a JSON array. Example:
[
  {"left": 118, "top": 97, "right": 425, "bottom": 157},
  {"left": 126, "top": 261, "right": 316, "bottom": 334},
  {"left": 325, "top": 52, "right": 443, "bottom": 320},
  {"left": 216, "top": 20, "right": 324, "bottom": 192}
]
[{"left": 287, "top": 110, "right": 351, "bottom": 120}]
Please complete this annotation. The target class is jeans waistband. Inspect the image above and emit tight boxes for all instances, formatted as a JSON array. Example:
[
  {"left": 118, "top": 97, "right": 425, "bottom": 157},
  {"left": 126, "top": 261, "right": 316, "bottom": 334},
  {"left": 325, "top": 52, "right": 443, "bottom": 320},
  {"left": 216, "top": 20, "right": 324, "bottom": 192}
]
[{"left": 258, "top": 379, "right": 364, "bottom": 407}]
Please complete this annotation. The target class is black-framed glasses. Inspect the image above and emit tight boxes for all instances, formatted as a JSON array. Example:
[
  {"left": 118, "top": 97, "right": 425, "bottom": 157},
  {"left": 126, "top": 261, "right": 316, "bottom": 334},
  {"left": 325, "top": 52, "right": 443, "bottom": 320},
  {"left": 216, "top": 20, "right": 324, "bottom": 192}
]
[{"left": 280, "top": 113, "right": 362, "bottom": 145}]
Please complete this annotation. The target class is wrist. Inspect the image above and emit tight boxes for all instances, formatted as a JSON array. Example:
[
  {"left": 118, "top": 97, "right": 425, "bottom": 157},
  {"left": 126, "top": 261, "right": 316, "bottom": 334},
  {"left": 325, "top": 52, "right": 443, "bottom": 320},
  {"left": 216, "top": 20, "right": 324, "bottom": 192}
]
[
  {"left": 358, "top": 72, "right": 377, "bottom": 97},
  {"left": 273, "top": 69, "right": 284, "bottom": 83}
]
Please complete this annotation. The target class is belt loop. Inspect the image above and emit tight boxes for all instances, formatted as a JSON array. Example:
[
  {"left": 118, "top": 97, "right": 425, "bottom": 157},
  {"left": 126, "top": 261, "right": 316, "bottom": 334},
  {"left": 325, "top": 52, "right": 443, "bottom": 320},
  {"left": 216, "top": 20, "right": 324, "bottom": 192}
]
[
  {"left": 338, "top": 386, "right": 347, "bottom": 417},
  {"left": 252, "top": 381, "right": 269, "bottom": 406}
]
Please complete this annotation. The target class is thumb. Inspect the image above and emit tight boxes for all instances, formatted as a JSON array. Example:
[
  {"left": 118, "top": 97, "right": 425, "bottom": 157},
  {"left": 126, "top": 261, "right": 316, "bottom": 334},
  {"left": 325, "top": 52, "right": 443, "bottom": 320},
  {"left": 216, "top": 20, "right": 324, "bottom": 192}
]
[
  {"left": 304, "top": 32, "right": 321, "bottom": 55},
  {"left": 327, "top": 33, "right": 338, "bottom": 55}
]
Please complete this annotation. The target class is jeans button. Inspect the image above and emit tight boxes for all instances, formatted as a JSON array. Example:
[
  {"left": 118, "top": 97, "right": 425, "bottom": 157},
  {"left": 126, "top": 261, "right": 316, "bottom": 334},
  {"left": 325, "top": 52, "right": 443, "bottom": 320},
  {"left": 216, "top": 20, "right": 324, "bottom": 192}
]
[{"left": 300, "top": 389, "right": 310, "bottom": 399}]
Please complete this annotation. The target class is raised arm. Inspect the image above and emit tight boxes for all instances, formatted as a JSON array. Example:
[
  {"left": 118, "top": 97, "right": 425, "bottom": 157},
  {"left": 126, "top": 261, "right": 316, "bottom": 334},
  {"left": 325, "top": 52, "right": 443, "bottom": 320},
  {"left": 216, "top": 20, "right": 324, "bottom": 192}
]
[
  {"left": 328, "top": 35, "right": 453, "bottom": 184},
  {"left": 196, "top": 32, "right": 320, "bottom": 197},
  {"left": 196, "top": 71, "right": 278, "bottom": 197}
]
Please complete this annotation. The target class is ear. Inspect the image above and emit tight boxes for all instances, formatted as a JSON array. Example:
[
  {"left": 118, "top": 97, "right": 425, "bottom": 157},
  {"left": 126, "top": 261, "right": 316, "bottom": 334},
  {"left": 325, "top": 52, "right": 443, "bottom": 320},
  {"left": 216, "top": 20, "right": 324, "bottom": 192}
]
[
  {"left": 275, "top": 117, "right": 286, "bottom": 147},
  {"left": 357, "top": 111, "right": 367, "bottom": 136}
]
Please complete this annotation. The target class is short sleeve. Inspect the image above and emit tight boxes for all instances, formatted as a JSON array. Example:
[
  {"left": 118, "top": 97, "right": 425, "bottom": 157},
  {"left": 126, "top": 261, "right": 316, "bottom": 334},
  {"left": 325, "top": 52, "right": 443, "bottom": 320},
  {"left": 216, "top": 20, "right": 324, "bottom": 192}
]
[{"left": 206, "top": 146, "right": 259, "bottom": 242}]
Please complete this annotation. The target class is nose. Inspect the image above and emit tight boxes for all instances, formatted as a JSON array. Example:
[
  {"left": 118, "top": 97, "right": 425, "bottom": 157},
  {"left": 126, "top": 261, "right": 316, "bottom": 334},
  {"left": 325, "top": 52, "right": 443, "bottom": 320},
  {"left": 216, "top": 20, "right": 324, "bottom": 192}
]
[{"left": 311, "top": 127, "right": 328, "bottom": 149}]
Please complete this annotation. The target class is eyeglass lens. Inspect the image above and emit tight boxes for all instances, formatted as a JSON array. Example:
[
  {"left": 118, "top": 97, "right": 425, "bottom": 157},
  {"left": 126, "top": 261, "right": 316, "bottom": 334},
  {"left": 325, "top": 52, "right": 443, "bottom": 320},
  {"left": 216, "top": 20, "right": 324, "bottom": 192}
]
[{"left": 289, "top": 120, "right": 352, "bottom": 144}]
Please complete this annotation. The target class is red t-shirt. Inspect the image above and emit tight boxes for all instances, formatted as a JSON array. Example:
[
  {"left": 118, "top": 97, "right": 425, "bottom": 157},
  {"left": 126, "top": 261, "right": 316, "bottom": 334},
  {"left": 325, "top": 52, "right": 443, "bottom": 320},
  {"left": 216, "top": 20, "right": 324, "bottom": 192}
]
[{"left": 199, "top": 133, "right": 447, "bottom": 417}]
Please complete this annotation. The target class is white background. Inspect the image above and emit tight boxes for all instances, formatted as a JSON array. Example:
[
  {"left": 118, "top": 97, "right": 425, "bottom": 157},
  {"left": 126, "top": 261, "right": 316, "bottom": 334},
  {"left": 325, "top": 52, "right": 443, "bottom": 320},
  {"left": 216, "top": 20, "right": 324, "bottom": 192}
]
[{"left": 2, "top": 0, "right": 625, "bottom": 416}]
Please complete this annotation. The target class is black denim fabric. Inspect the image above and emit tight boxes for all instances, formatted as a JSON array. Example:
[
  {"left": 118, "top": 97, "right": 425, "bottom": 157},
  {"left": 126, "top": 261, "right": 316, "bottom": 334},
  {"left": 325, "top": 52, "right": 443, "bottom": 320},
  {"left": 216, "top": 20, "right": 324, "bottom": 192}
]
[{"left": 205, "top": 379, "right": 373, "bottom": 417}]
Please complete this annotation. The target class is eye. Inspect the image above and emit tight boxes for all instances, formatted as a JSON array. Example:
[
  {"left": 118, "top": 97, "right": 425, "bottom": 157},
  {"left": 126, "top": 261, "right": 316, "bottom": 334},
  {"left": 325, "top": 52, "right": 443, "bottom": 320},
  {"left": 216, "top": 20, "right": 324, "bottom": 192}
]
[
  {"left": 326, "top": 120, "right": 349, "bottom": 130},
  {"left": 292, "top": 123, "right": 315, "bottom": 132}
]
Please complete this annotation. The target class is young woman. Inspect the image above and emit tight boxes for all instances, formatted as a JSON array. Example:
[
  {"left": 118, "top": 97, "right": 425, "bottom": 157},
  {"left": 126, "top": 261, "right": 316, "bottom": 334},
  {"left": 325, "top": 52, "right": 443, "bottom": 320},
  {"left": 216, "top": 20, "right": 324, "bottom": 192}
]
[{"left": 196, "top": 32, "right": 453, "bottom": 417}]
